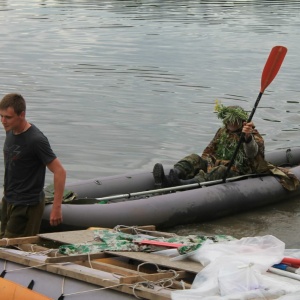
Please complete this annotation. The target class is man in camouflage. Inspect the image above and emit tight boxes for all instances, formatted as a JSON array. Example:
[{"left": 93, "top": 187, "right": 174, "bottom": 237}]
[{"left": 153, "top": 104, "right": 299, "bottom": 190}]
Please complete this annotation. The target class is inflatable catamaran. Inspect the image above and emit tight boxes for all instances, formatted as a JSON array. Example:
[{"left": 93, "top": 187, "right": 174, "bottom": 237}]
[{"left": 41, "top": 147, "right": 300, "bottom": 232}]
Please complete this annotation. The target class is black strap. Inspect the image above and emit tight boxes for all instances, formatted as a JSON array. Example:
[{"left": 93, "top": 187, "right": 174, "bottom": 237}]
[
  {"left": 0, "top": 270, "right": 6, "bottom": 278},
  {"left": 27, "top": 279, "right": 34, "bottom": 290}
]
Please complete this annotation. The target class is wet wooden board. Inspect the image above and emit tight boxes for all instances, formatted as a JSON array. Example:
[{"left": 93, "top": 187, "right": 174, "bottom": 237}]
[
  {"left": 0, "top": 226, "right": 200, "bottom": 299},
  {"left": 0, "top": 227, "right": 295, "bottom": 300},
  {"left": 0, "top": 225, "right": 193, "bottom": 300},
  {"left": 42, "top": 250, "right": 201, "bottom": 277},
  {"left": 38, "top": 225, "right": 160, "bottom": 244},
  {"left": 0, "top": 248, "right": 172, "bottom": 300},
  {"left": 106, "top": 251, "right": 202, "bottom": 274},
  {"left": 0, "top": 236, "right": 41, "bottom": 247},
  {"left": 37, "top": 228, "right": 202, "bottom": 275},
  {"left": 38, "top": 230, "right": 96, "bottom": 244}
]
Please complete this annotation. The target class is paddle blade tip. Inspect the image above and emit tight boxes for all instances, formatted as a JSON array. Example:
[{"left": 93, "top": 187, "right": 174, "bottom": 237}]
[{"left": 260, "top": 45, "right": 288, "bottom": 93}]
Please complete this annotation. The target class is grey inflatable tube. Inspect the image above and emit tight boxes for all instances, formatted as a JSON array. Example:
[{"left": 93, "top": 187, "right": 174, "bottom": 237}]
[
  {"left": 42, "top": 147, "right": 300, "bottom": 232},
  {"left": 55, "top": 147, "right": 300, "bottom": 199}
]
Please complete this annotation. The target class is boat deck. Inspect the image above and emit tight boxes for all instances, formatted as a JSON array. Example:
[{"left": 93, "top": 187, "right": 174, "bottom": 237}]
[
  {"left": 0, "top": 226, "right": 299, "bottom": 300},
  {"left": 0, "top": 226, "right": 201, "bottom": 300}
]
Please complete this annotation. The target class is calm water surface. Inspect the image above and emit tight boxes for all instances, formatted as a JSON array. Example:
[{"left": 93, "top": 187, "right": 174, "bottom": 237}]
[{"left": 0, "top": 0, "right": 300, "bottom": 247}]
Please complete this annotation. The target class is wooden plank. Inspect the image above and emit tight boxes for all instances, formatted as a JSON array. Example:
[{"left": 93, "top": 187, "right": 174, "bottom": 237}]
[
  {"left": 0, "top": 248, "right": 172, "bottom": 300},
  {"left": 120, "top": 270, "right": 186, "bottom": 284},
  {"left": 19, "top": 242, "right": 201, "bottom": 276},
  {"left": 38, "top": 230, "right": 95, "bottom": 244},
  {"left": 16, "top": 244, "right": 131, "bottom": 276},
  {"left": 0, "top": 236, "right": 41, "bottom": 247},
  {"left": 0, "top": 249, "right": 48, "bottom": 268},
  {"left": 17, "top": 238, "right": 201, "bottom": 280},
  {"left": 44, "top": 251, "right": 202, "bottom": 275},
  {"left": 18, "top": 244, "right": 144, "bottom": 276},
  {"left": 45, "top": 252, "right": 108, "bottom": 263},
  {"left": 0, "top": 229, "right": 197, "bottom": 299},
  {"left": 87, "top": 225, "right": 157, "bottom": 234},
  {"left": 0, "top": 247, "right": 281, "bottom": 300},
  {"left": 80, "top": 259, "right": 192, "bottom": 290},
  {"left": 18, "top": 244, "right": 166, "bottom": 276},
  {"left": 93, "top": 257, "right": 137, "bottom": 268},
  {"left": 50, "top": 264, "right": 172, "bottom": 300},
  {"left": 114, "top": 225, "right": 156, "bottom": 234},
  {"left": 139, "top": 230, "right": 178, "bottom": 238},
  {"left": 38, "top": 226, "right": 175, "bottom": 245},
  {"left": 107, "top": 251, "right": 203, "bottom": 274},
  {"left": 117, "top": 227, "right": 177, "bottom": 238},
  {"left": 81, "top": 260, "right": 140, "bottom": 276},
  {"left": 18, "top": 243, "right": 54, "bottom": 253},
  {"left": 90, "top": 257, "right": 150, "bottom": 272}
]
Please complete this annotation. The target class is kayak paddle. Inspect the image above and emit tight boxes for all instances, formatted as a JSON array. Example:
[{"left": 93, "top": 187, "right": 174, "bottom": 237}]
[
  {"left": 222, "top": 45, "right": 288, "bottom": 182},
  {"left": 93, "top": 173, "right": 268, "bottom": 203}
]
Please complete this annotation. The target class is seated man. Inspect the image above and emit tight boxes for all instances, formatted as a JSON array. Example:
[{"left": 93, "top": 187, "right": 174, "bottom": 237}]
[{"left": 153, "top": 104, "right": 265, "bottom": 188}]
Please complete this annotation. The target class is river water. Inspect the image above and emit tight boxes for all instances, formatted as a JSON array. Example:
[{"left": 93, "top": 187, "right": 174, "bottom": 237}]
[{"left": 0, "top": 0, "right": 299, "bottom": 247}]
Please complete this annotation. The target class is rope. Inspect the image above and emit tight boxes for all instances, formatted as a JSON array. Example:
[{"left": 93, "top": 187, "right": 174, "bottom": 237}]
[
  {"left": 136, "top": 261, "right": 180, "bottom": 289},
  {"left": 1, "top": 249, "right": 184, "bottom": 299},
  {"left": 113, "top": 225, "right": 142, "bottom": 234},
  {"left": 60, "top": 282, "right": 134, "bottom": 298},
  {"left": 113, "top": 225, "right": 177, "bottom": 237},
  {"left": 59, "top": 260, "right": 183, "bottom": 299},
  {"left": 87, "top": 252, "right": 93, "bottom": 269},
  {"left": 1, "top": 228, "right": 185, "bottom": 298},
  {"left": 2, "top": 260, "right": 72, "bottom": 274}
]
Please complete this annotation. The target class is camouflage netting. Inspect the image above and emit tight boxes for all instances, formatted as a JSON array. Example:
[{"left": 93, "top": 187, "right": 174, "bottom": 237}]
[
  {"left": 44, "top": 184, "right": 77, "bottom": 204},
  {"left": 58, "top": 229, "right": 236, "bottom": 256}
]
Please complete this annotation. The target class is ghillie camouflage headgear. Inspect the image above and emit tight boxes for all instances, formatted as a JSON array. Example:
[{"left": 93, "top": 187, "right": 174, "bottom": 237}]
[{"left": 214, "top": 100, "right": 248, "bottom": 126}]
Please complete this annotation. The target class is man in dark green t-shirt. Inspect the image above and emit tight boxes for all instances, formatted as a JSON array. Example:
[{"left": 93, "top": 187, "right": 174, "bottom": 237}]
[{"left": 0, "top": 93, "right": 66, "bottom": 238}]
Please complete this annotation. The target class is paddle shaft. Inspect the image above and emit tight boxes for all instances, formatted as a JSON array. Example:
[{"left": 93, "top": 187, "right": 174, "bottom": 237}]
[
  {"left": 269, "top": 267, "right": 300, "bottom": 281},
  {"left": 222, "top": 92, "right": 262, "bottom": 181},
  {"left": 94, "top": 173, "right": 266, "bottom": 202},
  {"left": 222, "top": 46, "right": 287, "bottom": 182}
]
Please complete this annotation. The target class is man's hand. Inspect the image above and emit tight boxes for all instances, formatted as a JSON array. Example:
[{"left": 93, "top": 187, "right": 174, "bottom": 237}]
[{"left": 242, "top": 121, "right": 255, "bottom": 141}]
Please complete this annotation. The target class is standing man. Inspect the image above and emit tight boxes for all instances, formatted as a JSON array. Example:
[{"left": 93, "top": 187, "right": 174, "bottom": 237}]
[{"left": 0, "top": 93, "right": 66, "bottom": 238}]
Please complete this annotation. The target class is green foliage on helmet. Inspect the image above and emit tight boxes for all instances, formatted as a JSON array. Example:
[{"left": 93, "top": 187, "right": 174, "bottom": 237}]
[{"left": 214, "top": 100, "right": 248, "bottom": 126}]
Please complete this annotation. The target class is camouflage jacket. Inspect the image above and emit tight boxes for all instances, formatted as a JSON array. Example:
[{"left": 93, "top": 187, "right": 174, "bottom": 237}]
[{"left": 201, "top": 126, "right": 265, "bottom": 174}]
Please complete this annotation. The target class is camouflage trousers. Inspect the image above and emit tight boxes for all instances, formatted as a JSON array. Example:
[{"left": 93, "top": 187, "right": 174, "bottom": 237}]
[{"left": 174, "top": 153, "right": 238, "bottom": 183}]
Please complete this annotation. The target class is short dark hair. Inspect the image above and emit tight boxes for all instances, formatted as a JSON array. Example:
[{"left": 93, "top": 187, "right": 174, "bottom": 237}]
[{"left": 0, "top": 93, "right": 26, "bottom": 115}]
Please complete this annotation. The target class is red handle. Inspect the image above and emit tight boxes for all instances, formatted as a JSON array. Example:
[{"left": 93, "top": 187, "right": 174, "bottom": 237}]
[
  {"left": 281, "top": 257, "right": 300, "bottom": 267},
  {"left": 139, "top": 240, "right": 184, "bottom": 248}
]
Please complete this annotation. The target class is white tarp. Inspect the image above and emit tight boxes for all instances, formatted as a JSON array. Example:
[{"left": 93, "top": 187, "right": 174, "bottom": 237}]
[{"left": 171, "top": 235, "right": 300, "bottom": 300}]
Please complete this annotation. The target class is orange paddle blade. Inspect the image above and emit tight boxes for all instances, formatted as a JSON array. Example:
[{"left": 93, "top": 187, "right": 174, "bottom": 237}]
[{"left": 261, "top": 45, "right": 287, "bottom": 93}]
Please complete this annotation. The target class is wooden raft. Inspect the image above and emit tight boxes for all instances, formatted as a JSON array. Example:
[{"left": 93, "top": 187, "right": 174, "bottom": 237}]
[{"left": 0, "top": 226, "right": 202, "bottom": 300}]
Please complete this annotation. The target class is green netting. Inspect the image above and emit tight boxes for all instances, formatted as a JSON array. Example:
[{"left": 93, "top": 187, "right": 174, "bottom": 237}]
[
  {"left": 58, "top": 229, "right": 236, "bottom": 256},
  {"left": 44, "top": 184, "right": 77, "bottom": 204}
]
